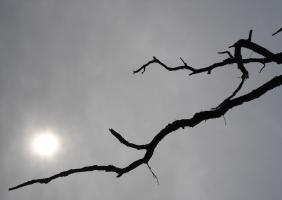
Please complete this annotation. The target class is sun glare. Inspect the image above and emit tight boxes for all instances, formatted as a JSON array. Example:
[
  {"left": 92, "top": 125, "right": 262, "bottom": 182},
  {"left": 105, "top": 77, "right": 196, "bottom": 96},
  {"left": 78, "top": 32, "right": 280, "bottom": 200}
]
[{"left": 32, "top": 130, "right": 59, "bottom": 157}]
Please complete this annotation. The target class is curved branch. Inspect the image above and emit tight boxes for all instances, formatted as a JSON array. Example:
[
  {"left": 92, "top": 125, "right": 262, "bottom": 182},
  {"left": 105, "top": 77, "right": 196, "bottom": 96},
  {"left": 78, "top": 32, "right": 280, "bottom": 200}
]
[
  {"left": 218, "top": 51, "right": 233, "bottom": 58},
  {"left": 133, "top": 55, "right": 281, "bottom": 76},
  {"left": 133, "top": 31, "right": 281, "bottom": 76},
  {"left": 9, "top": 31, "right": 282, "bottom": 191},
  {"left": 9, "top": 164, "right": 122, "bottom": 191},
  {"left": 9, "top": 74, "right": 282, "bottom": 191},
  {"left": 133, "top": 56, "right": 196, "bottom": 74},
  {"left": 109, "top": 129, "right": 148, "bottom": 150}
]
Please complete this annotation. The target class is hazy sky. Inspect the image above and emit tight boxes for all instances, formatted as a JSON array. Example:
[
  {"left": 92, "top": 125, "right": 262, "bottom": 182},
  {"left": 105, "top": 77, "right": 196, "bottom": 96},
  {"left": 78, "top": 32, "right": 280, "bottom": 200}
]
[{"left": 1, "top": 0, "right": 282, "bottom": 199}]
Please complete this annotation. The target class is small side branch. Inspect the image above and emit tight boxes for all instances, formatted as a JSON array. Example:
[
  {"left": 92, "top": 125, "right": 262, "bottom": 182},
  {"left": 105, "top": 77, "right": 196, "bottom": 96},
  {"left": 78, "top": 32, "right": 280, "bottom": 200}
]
[
  {"left": 272, "top": 27, "right": 282, "bottom": 36},
  {"left": 146, "top": 163, "right": 159, "bottom": 185},
  {"left": 109, "top": 129, "right": 148, "bottom": 150},
  {"left": 133, "top": 56, "right": 196, "bottom": 74},
  {"left": 248, "top": 29, "right": 253, "bottom": 41},
  {"left": 259, "top": 63, "right": 266, "bottom": 73},
  {"left": 218, "top": 51, "right": 233, "bottom": 58},
  {"left": 223, "top": 115, "right": 227, "bottom": 126}
]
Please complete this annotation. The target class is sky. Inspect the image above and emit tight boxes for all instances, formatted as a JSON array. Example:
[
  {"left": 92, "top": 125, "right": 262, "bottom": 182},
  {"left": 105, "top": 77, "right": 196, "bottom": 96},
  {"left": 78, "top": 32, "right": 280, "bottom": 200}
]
[{"left": 1, "top": 0, "right": 282, "bottom": 199}]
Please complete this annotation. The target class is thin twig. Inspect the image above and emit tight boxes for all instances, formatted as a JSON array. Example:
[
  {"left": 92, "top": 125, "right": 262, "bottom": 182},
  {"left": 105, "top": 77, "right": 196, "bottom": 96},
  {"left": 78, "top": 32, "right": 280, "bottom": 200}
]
[
  {"left": 223, "top": 115, "right": 227, "bottom": 126},
  {"left": 146, "top": 163, "right": 159, "bottom": 185},
  {"left": 272, "top": 27, "right": 282, "bottom": 36}
]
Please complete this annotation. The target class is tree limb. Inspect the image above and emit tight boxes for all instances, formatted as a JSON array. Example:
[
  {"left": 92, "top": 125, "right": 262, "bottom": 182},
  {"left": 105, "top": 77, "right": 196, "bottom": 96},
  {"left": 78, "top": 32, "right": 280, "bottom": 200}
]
[
  {"left": 9, "top": 30, "right": 282, "bottom": 191},
  {"left": 133, "top": 55, "right": 281, "bottom": 76},
  {"left": 10, "top": 74, "right": 282, "bottom": 191}
]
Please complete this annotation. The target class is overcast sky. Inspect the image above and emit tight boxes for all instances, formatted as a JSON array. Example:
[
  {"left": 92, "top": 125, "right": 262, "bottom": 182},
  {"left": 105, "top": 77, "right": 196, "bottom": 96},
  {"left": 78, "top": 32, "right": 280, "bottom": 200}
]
[{"left": 1, "top": 0, "right": 282, "bottom": 199}]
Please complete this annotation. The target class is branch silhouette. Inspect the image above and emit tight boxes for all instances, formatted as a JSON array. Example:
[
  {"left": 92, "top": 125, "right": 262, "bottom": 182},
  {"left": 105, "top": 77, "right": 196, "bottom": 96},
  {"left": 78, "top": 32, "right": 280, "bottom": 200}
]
[
  {"left": 9, "top": 30, "right": 282, "bottom": 191},
  {"left": 272, "top": 26, "right": 282, "bottom": 36}
]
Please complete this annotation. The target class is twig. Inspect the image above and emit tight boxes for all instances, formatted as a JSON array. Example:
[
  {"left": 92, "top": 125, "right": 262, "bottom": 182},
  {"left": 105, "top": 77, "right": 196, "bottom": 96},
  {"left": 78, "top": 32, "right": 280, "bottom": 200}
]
[
  {"left": 146, "top": 163, "right": 159, "bottom": 185},
  {"left": 272, "top": 27, "right": 282, "bottom": 36}
]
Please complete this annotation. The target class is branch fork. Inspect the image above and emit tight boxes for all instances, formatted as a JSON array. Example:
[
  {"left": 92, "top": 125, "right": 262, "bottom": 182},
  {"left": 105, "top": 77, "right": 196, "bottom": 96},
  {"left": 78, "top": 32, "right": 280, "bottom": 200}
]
[{"left": 9, "top": 29, "right": 282, "bottom": 191}]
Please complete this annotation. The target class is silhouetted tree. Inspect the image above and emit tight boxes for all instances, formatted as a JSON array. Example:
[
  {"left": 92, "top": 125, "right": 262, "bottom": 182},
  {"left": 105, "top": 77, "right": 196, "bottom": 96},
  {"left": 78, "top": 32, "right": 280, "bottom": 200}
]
[{"left": 10, "top": 28, "right": 282, "bottom": 191}]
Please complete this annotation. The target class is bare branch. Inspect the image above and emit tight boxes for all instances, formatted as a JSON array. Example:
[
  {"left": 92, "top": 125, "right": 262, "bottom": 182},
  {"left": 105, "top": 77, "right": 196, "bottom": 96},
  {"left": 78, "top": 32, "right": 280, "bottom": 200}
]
[
  {"left": 223, "top": 115, "right": 227, "bottom": 126},
  {"left": 9, "top": 158, "right": 148, "bottom": 191},
  {"left": 9, "top": 31, "right": 282, "bottom": 191},
  {"left": 133, "top": 55, "right": 281, "bottom": 76},
  {"left": 259, "top": 63, "right": 266, "bottom": 73},
  {"left": 218, "top": 51, "right": 233, "bottom": 58},
  {"left": 179, "top": 57, "right": 190, "bottom": 68},
  {"left": 248, "top": 29, "right": 253, "bottom": 41},
  {"left": 216, "top": 76, "right": 246, "bottom": 109},
  {"left": 133, "top": 56, "right": 197, "bottom": 74},
  {"left": 10, "top": 74, "right": 282, "bottom": 191},
  {"left": 109, "top": 129, "right": 148, "bottom": 150},
  {"left": 146, "top": 163, "right": 159, "bottom": 185},
  {"left": 272, "top": 27, "right": 282, "bottom": 36},
  {"left": 9, "top": 164, "right": 122, "bottom": 191}
]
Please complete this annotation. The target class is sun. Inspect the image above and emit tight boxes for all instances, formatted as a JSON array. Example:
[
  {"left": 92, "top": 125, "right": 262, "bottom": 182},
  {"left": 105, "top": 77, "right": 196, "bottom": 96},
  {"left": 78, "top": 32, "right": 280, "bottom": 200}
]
[{"left": 32, "top": 130, "right": 59, "bottom": 157}]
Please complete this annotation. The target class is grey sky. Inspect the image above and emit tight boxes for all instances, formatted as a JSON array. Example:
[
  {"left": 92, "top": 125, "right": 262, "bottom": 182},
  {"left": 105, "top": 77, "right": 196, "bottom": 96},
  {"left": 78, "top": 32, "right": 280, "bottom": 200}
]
[{"left": 1, "top": 0, "right": 282, "bottom": 199}]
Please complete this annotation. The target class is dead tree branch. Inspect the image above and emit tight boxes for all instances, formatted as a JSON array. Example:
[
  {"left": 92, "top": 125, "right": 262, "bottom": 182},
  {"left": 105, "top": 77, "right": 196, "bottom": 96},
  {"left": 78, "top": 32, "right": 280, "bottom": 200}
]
[
  {"left": 9, "top": 30, "right": 282, "bottom": 191},
  {"left": 272, "top": 26, "right": 282, "bottom": 36}
]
